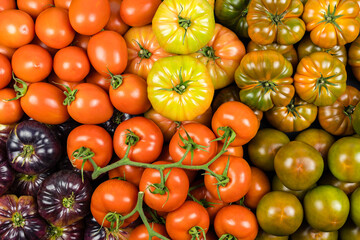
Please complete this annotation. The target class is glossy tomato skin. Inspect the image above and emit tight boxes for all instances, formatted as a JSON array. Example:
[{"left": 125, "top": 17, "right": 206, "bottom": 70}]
[
  {"left": 31, "top": 35, "right": 58, "bottom": 56},
  {"left": 166, "top": 201, "right": 210, "bottom": 240},
  {"left": 0, "top": 9, "right": 34, "bottom": 49},
  {"left": 291, "top": 223, "right": 338, "bottom": 240},
  {"left": 54, "top": 0, "right": 71, "bottom": 9},
  {"left": 244, "top": 167, "right": 271, "bottom": 209},
  {"left": 84, "top": 216, "right": 133, "bottom": 240},
  {"left": 339, "top": 220, "right": 360, "bottom": 239},
  {"left": 17, "top": 0, "right": 53, "bottom": 18},
  {"left": 0, "top": 53, "right": 11, "bottom": 89},
  {"left": 349, "top": 36, "right": 360, "bottom": 82},
  {"left": 67, "top": 83, "right": 114, "bottom": 124},
  {"left": 11, "top": 170, "right": 51, "bottom": 197},
  {"left": 43, "top": 220, "right": 85, "bottom": 240},
  {"left": 105, "top": 0, "right": 129, "bottom": 35},
  {"left": 35, "top": 7, "right": 75, "bottom": 49},
  {"left": 87, "top": 30, "right": 128, "bottom": 76},
  {"left": 0, "top": 44, "right": 15, "bottom": 59},
  {"left": 214, "top": 205, "right": 258, "bottom": 240},
  {"left": 85, "top": 69, "right": 111, "bottom": 91},
  {"left": 0, "top": 148, "right": 15, "bottom": 196},
  {"left": 271, "top": 175, "right": 310, "bottom": 200},
  {"left": 350, "top": 188, "right": 360, "bottom": 226},
  {"left": 129, "top": 223, "right": 168, "bottom": 240},
  {"left": 0, "top": 89, "right": 23, "bottom": 125},
  {"left": 256, "top": 229, "right": 289, "bottom": 239},
  {"left": 108, "top": 160, "right": 144, "bottom": 187},
  {"left": 120, "top": 0, "right": 161, "bottom": 27},
  {"left": 0, "top": 0, "right": 15, "bottom": 11},
  {"left": 21, "top": 82, "right": 70, "bottom": 124},
  {"left": 69, "top": 0, "right": 110, "bottom": 35},
  {"left": 318, "top": 171, "right": 360, "bottom": 195},
  {"left": 72, "top": 34, "right": 90, "bottom": 51}
]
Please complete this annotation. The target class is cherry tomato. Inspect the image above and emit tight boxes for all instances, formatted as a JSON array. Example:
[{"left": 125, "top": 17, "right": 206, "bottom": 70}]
[
  {"left": 0, "top": 0, "right": 15, "bottom": 11},
  {"left": 69, "top": 0, "right": 110, "bottom": 35},
  {"left": 72, "top": 34, "right": 90, "bottom": 51},
  {"left": 129, "top": 223, "right": 169, "bottom": 240},
  {"left": 105, "top": 0, "right": 129, "bottom": 35},
  {"left": 0, "top": 88, "right": 23, "bottom": 124},
  {"left": 48, "top": 73, "right": 85, "bottom": 92},
  {"left": 0, "top": 53, "right": 11, "bottom": 89},
  {"left": 120, "top": 0, "right": 161, "bottom": 27},
  {"left": 12, "top": 44, "right": 52, "bottom": 83},
  {"left": 54, "top": 0, "right": 71, "bottom": 9},
  {"left": 85, "top": 69, "right": 111, "bottom": 91},
  {"left": 0, "top": 9, "right": 34, "bottom": 48},
  {"left": 108, "top": 159, "right": 144, "bottom": 186},
  {"left": 35, "top": 7, "right": 75, "bottom": 49},
  {"left": 53, "top": 46, "right": 90, "bottom": 82},
  {"left": 244, "top": 167, "right": 271, "bottom": 209},
  {"left": 17, "top": 0, "right": 53, "bottom": 18}
]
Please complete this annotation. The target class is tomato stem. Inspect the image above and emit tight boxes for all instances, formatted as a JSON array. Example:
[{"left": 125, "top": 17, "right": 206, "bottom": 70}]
[
  {"left": 62, "top": 192, "right": 75, "bottom": 209},
  {"left": 110, "top": 74, "right": 124, "bottom": 89},
  {"left": 12, "top": 212, "right": 25, "bottom": 228},
  {"left": 125, "top": 129, "right": 140, "bottom": 146},
  {"left": 134, "top": 40, "right": 152, "bottom": 60},
  {"left": 5, "top": 73, "right": 28, "bottom": 101},
  {"left": 189, "top": 226, "right": 206, "bottom": 240},
  {"left": 16, "top": 145, "right": 34, "bottom": 165},
  {"left": 219, "top": 233, "right": 237, "bottom": 240},
  {"left": 71, "top": 146, "right": 95, "bottom": 182},
  {"left": 197, "top": 46, "right": 219, "bottom": 61},
  {"left": 178, "top": 4, "right": 191, "bottom": 44}
]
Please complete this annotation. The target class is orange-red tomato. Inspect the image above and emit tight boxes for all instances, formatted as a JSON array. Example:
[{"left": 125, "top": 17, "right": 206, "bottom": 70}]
[
  {"left": 244, "top": 167, "right": 271, "bottom": 209},
  {"left": 120, "top": 0, "right": 161, "bottom": 27},
  {"left": 17, "top": 0, "right": 54, "bottom": 18},
  {"left": 0, "top": 0, "right": 15, "bottom": 11},
  {"left": 31, "top": 36, "right": 58, "bottom": 56},
  {"left": 0, "top": 53, "right": 11, "bottom": 89},
  {"left": 105, "top": 0, "right": 129, "bottom": 35},
  {"left": 0, "top": 44, "right": 15, "bottom": 59},
  {"left": 129, "top": 223, "right": 169, "bottom": 240},
  {"left": 0, "top": 88, "right": 24, "bottom": 124},
  {"left": 54, "top": 0, "right": 71, "bottom": 9},
  {"left": 72, "top": 34, "right": 91, "bottom": 51},
  {"left": 108, "top": 160, "right": 144, "bottom": 187},
  {"left": 48, "top": 73, "right": 85, "bottom": 92},
  {"left": 217, "top": 142, "right": 243, "bottom": 158},
  {"left": 85, "top": 69, "right": 111, "bottom": 91}
]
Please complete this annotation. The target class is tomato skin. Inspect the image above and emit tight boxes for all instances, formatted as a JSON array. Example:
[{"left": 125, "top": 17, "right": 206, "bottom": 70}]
[
  {"left": 271, "top": 175, "right": 309, "bottom": 201},
  {"left": 105, "top": 0, "right": 129, "bottom": 35},
  {"left": 120, "top": 0, "right": 161, "bottom": 27},
  {"left": 166, "top": 201, "right": 210, "bottom": 240},
  {"left": 48, "top": 73, "right": 85, "bottom": 92},
  {"left": 113, "top": 117, "right": 164, "bottom": 163},
  {"left": 17, "top": 0, "right": 53, "bottom": 18},
  {"left": 244, "top": 167, "right": 270, "bottom": 209},
  {"left": 339, "top": 220, "right": 360, "bottom": 239},
  {"left": 214, "top": 205, "right": 258, "bottom": 240},
  {"left": 291, "top": 223, "right": 339, "bottom": 240},
  {"left": 67, "top": 125, "right": 112, "bottom": 171},
  {"left": 67, "top": 83, "right": 114, "bottom": 124},
  {"left": 217, "top": 142, "right": 243, "bottom": 158},
  {"left": 0, "top": 0, "right": 15, "bottom": 11},
  {"left": 139, "top": 161, "right": 189, "bottom": 212},
  {"left": 0, "top": 53, "right": 11, "bottom": 89},
  {"left": 211, "top": 101, "right": 259, "bottom": 146},
  {"left": 54, "top": 0, "right": 71, "bottom": 9},
  {"left": 108, "top": 160, "right": 144, "bottom": 187},
  {"left": 53, "top": 46, "right": 90, "bottom": 82},
  {"left": 85, "top": 69, "right": 110, "bottom": 91},
  {"left": 69, "top": 0, "right": 110, "bottom": 35},
  {"left": 0, "top": 88, "right": 24, "bottom": 124},
  {"left": 129, "top": 223, "right": 169, "bottom": 240},
  {"left": 87, "top": 30, "right": 128, "bottom": 77},
  {"left": 109, "top": 74, "right": 151, "bottom": 115},
  {"left": 72, "top": 34, "right": 90, "bottom": 51},
  {"left": 351, "top": 188, "right": 360, "bottom": 228},
  {"left": 256, "top": 229, "right": 289, "bottom": 239},
  {"left": 91, "top": 179, "right": 139, "bottom": 229},
  {"left": 0, "top": 44, "right": 15, "bottom": 59},
  {"left": 319, "top": 172, "right": 360, "bottom": 196},
  {"left": 35, "top": 7, "right": 75, "bottom": 49},
  {"left": 204, "top": 155, "right": 252, "bottom": 203},
  {"left": 31, "top": 35, "right": 58, "bottom": 56},
  {"left": 349, "top": 36, "right": 360, "bottom": 82},
  {"left": 20, "top": 82, "right": 70, "bottom": 124}
]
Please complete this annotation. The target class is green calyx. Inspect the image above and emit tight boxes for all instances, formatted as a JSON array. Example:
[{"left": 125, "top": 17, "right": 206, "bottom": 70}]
[
  {"left": 5, "top": 73, "right": 28, "bottom": 101},
  {"left": 125, "top": 129, "right": 140, "bottom": 146},
  {"left": 189, "top": 226, "right": 206, "bottom": 240},
  {"left": 178, "top": 127, "right": 209, "bottom": 165},
  {"left": 20, "top": 174, "right": 37, "bottom": 182},
  {"left": 135, "top": 40, "right": 152, "bottom": 60},
  {"left": 110, "top": 75, "right": 124, "bottom": 90},
  {"left": 219, "top": 233, "right": 237, "bottom": 240},
  {"left": 62, "top": 192, "right": 75, "bottom": 209},
  {"left": 71, "top": 146, "right": 96, "bottom": 182},
  {"left": 344, "top": 104, "right": 356, "bottom": 117},
  {"left": 286, "top": 98, "right": 301, "bottom": 119},
  {"left": 315, "top": 73, "right": 337, "bottom": 95},
  {"left": 159, "top": 67, "right": 192, "bottom": 95},
  {"left": 257, "top": 80, "right": 278, "bottom": 94},
  {"left": 103, "top": 212, "right": 124, "bottom": 232},
  {"left": 48, "top": 225, "right": 63, "bottom": 238},
  {"left": 17, "top": 145, "right": 34, "bottom": 165},
  {"left": 178, "top": 4, "right": 191, "bottom": 44},
  {"left": 197, "top": 46, "right": 220, "bottom": 61},
  {"left": 318, "top": 4, "right": 343, "bottom": 30},
  {"left": 267, "top": 11, "right": 286, "bottom": 25},
  {"left": 12, "top": 212, "right": 25, "bottom": 228}
]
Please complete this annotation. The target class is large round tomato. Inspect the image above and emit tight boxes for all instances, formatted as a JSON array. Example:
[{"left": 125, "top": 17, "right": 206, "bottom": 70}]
[
  {"left": 152, "top": 0, "right": 215, "bottom": 54},
  {"left": 17, "top": 0, "right": 53, "bottom": 18},
  {"left": 0, "top": 53, "right": 11, "bottom": 89},
  {"left": 67, "top": 125, "right": 112, "bottom": 171},
  {"left": 87, "top": 30, "right": 128, "bottom": 77},
  {"left": 35, "top": 7, "right": 75, "bottom": 49},
  {"left": 120, "top": 0, "right": 161, "bottom": 27},
  {"left": 244, "top": 167, "right": 271, "bottom": 209},
  {"left": 0, "top": 88, "right": 23, "bottom": 124},
  {"left": 147, "top": 55, "right": 214, "bottom": 121},
  {"left": 69, "top": 0, "right": 110, "bottom": 35},
  {"left": 129, "top": 223, "right": 169, "bottom": 240},
  {"left": 105, "top": 0, "right": 129, "bottom": 35}
]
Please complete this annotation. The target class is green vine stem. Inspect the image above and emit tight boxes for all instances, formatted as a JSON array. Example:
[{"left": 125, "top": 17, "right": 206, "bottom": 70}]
[{"left": 5, "top": 73, "right": 28, "bottom": 101}]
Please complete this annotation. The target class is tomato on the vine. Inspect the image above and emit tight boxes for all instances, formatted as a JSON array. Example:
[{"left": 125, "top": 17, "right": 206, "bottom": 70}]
[
  {"left": 108, "top": 160, "right": 144, "bottom": 187},
  {"left": 129, "top": 223, "right": 169, "bottom": 240}
]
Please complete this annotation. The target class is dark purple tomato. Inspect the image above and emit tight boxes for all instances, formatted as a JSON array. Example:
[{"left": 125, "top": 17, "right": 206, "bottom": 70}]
[
  {"left": 99, "top": 109, "right": 138, "bottom": 136},
  {"left": 43, "top": 220, "right": 84, "bottom": 240},
  {"left": 0, "top": 148, "right": 15, "bottom": 196},
  {"left": 84, "top": 216, "right": 133, "bottom": 240},
  {"left": 11, "top": 170, "right": 52, "bottom": 197}
]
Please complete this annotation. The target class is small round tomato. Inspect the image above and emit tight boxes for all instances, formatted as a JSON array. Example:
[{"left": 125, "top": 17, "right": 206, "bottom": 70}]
[
  {"left": 204, "top": 155, "right": 251, "bottom": 203},
  {"left": 11, "top": 44, "right": 52, "bottom": 83},
  {"left": 113, "top": 117, "right": 163, "bottom": 163},
  {"left": 105, "top": 0, "right": 129, "bottom": 35},
  {"left": 69, "top": 0, "right": 110, "bottom": 35},
  {"left": 214, "top": 205, "right": 258, "bottom": 240},
  {"left": 0, "top": 0, "right": 15, "bottom": 11},
  {"left": 17, "top": 0, "right": 53, "bottom": 18},
  {"left": 244, "top": 167, "right": 271, "bottom": 209},
  {"left": 166, "top": 201, "right": 210, "bottom": 240},
  {"left": 54, "top": 0, "right": 71, "bottom": 9},
  {"left": 169, "top": 123, "right": 217, "bottom": 166},
  {"left": 109, "top": 73, "right": 151, "bottom": 115},
  {"left": 120, "top": 0, "right": 161, "bottom": 27},
  {"left": 139, "top": 161, "right": 189, "bottom": 212},
  {"left": 129, "top": 223, "right": 169, "bottom": 240},
  {"left": 0, "top": 53, "right": 11, "bottom": 89},
  {"left": 53, "top": 46, "right": 90, "bottom": 82},
  {"left": 48, "top": 73, "right": 85, "bottom": 92},
  {"left": 72, "top": 34, "right": 90, "bottom": 51},
  {"left": 85, "top": 69, "right": 111, "bottom": 91},
  {"left": 108, "top": 160, "right": 144, "bottom": 186},
  {"left": 67, "top": 125, "right": 112, "bottom": 172},
  {"left": 35, "top": 7, "right": 75, "bottom": 49},
  {"left": 91, "top": 179, "right": 139, "bottom": 229},
  {"left": 0, "top": 9, "right": 34, "bottom": 49},
  {"left": 0, "top": 88, "right": 23, "bottom": 124}
]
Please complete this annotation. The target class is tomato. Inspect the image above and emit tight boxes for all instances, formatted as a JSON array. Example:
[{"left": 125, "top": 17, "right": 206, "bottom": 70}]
[
  {"left": 17, "top": 0, "right": 53, "bottom": 18},
  {"left": 214, "top": 205, "right": 258, "bottom": 240},
  {"left": 353, "top": 102, "right": 360, "bottom": 135},
  {"left": 91, "top": 179, "right": 139, "bottom": 229},
  {"left": 35, "top": 7, "right": 75, "bottom": 49},
  {"left": 69, "top": 0, "right": 110, "bottom": 35},
  {"left": 67, "top": 125, "right": 112, "bottom": 172},
  {"left": 113, "top": 117, "right": 163, "bottom": 163},
  {"left": 319, "top": 172, "right": 360, "bottom": 195},
  {"left": 265, "top": 97, "right": 318, "bottom": 133},
  {"left": 65, "top": 83, "right": 114, "bottom": 124},
  {"left": 303, "top": 0, "right": 360, "bottom": 48},
  {"left": 339, "top": 220, "right": 360, "bottom": 239},
  {"left": 166, "top": 201, "right": 210, "bottom": 240},
  {"left": 298, "top": 35, "right": 347, "bottom": 65},
  {"left": 20, "top": 82, "right": 70, "bottom": 124},
  {"left": 204, "top": 155, "right": 251, "bottom": 203},
  {"left": 244, "top": 167, "right": 270, "bottom": 209},
  {"left": 152, "top": 0, "right": 215, "bottom": 54},
  {"left": 235, "top": 51, "right": 295, "bottom": 111},
  {"left": 256, "top": 229, "right": 289, "bottom": 239},
  {"left": 212, "top": 85, "right": 240, "bottom": 111},
  {"left": 147, "top": 55, "right": 214, "bottom": 121},
  {"left": 48, "top": 73, "right": 85, "bottom": 92},
  {"left": 72, "top": 34, "right": 90, "bottom": 51},
  {"left": 120, "top": 0, "right": 161, "bottom": 27},
  {"left": 31, "top": 35, "right": 58, "bottom": 56},
  {"left": 85, "top": 69, "right": 110, "bottom": 91},
  {"left": 0, "top": 0, "right": 15, "bottom": 11},
  {"left": 271, "top": 175, "right": 310, "bottom": 200},
  {"left": 87, "top": 30, "right": 128, "bottom": 77},
  {"left": 169, "top": 123, "right": 217, "bottom": 166},
  {"left": 247, "top": 0, "right": 305, "bottom": 45},
  {"left": 129, "top": 223, "right": 169, "bottom": 240},
  {"left": 349, "top": 36, "right": 360, "bottom": 81},
  {"left": 108, "top": 160, "right": 144, "bottom": 186},
  {"left": 328, "top": 136, "right": 360, "bottom": 182},
  {"left": 139, "top": 161, "right": 189, "bottom": 212},
  {"left": 54, "top": 0, "right": 71, "bottom": 9},
  {"left": 190, "top": 24, "right": 245, "bottom": 90},
  {"left": 217, "top": 142, "right": 243, "bottom": 158},
  {"left": 256, "top": 191, "right": 303, "bottom": 236},
  {"left": 0, "top": 44, "right": 15, "bottom": 59},
  {"left": 0, "top": 53, "right": 11, "bottom": 89},
  {"left": 294, "top": 52, "right": 347, "bottom": 106},
  {"left": 0, "top": 88, "right": 23, "bottom": 124},
  {"left": 304, "top": 185, "right": 350, "bottom": 231},
  {"left": 291, "top": 223, "right": 339, "bottom": 240},
  {"left": 105, "top": 0, "right": 129, "bottom": 35}
]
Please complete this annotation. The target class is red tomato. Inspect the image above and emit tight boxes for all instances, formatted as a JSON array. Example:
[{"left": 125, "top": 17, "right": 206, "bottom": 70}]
[
  {"left": 105, "top": 0, "right": 129, "bottom": 35},
  {"left": 48, "top": 73, "right": 85, "bottom": 92},
  {"left": 69, "top": 0, "right": 110, "bottom": 35},
  {"left": 120, "top": 0, "right": 161, "bottom": 27},
  {"left": 0, "top": 88, "right": 23, "bottom": 124},
  {"left": 0, "top": 53, "right": 11, "bottom": 89},
  {"left": 214, "top": 205, "right": 258, "bottom": 240},
  {"left": 204, "top": 155, "right": 252, "bottom": 203},
  {"left": 11, "top": 44, "right": 52, "bottom": 83},
  {"left": 0, "top": 0, "right": 15, "bottom": 11},
  {"left": 244, "top": 167, "right": 271, "bottom": 209},
  {"left": 113, "top": 117, "right": 164, "bottom": 163},
  {"left": 31, "top": 35, "right": 58, "bottom": 56},
  {"left": 109, "top": 73, "right": 151, "bottom": 115},
  {"left": 129, "top": 223, "right": 169, "bottom": 240},
  {"left": 53, "top": 46, "right": 90, "bottom": 82},
  {"left": 85, "top": 69, "right": 111, "bottom": 91},
  {"left": 166, "top": 201, "right": 210, "bottom": 240},
  {"left": 217, "top": 142, "right": 243, "bottom": 158},
  {"left": 108, "top": 159, "right": 144, "bottom": 186},
  {"left": 87, "top": 30, "right": 128, "bottom": 76},
  {"left": 72, "top": 34, "right": 90, "bottom": 51},
  {"left": 0, "top": 9, "right": 34, "bottom": 48},
  {"left": 0, "top": 44, "right": 15, "bottom": 59},
  {"left": 54, "top": 0, "right": 71, "bottom": 9},
  {"left": 35, "top": 7, "right": 75, "bottom": 49},
  {"left": 67, "top": 125, "right": 112, "bottom": 171},
  {"left": 17, "top": 0, "right": 53, "bottom": 18}
]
